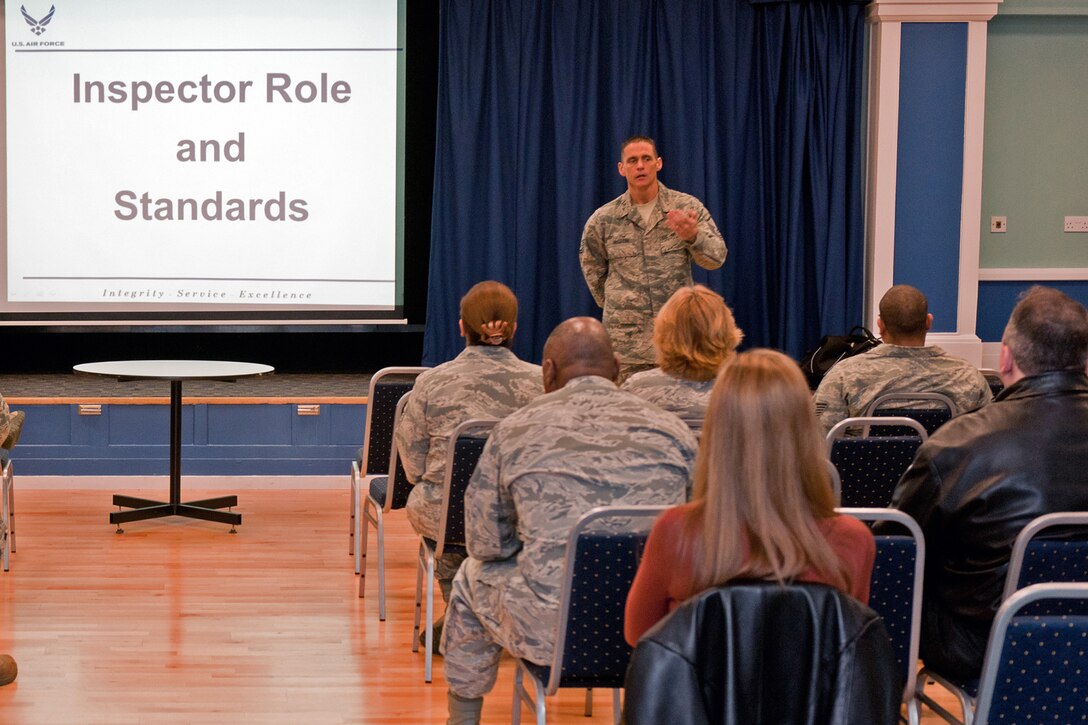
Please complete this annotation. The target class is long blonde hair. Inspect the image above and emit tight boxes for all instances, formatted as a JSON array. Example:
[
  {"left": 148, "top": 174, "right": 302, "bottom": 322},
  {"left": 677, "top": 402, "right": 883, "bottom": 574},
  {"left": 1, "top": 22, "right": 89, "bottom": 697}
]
[
  {"left": 654, "top": 285, "right": 743, "bottom": 381},
  {"left": 688, "top": 348, "right": 849, "bottom": 593}
]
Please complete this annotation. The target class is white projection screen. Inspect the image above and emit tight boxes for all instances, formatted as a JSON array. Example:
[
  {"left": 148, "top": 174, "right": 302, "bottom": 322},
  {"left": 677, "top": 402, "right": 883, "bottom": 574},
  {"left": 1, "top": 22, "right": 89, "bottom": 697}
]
[{"left": 0, "top": 0, "right": 406, "bottom": 325}]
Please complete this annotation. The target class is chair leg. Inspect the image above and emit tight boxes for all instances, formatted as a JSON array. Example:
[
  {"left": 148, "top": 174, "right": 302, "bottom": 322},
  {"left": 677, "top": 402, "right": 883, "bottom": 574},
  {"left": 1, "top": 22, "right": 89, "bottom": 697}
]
[
  {"left": 375, "top": 510, "right": 386, "bottom": 620},
  {"left": 7, "top": 462, "right": 14, "bottom": 555},
  {"left": 412, "top": 541, "right": 424, "bottom": 653},
  {"left": 512, "top": 666, "right": 524, "bottom": 725},
  {"left": 585, "top": 688, "right": 593, "bottom": 716},
  {"left": 533, "top": 677, "right": 546, "bottom": 725},
  {"left": 358, "top": 497, "right": 372, "bottom": 596},
  {"left": 1, "top": 465, "right": 10, "bottom": 572},
  {"left": 349, "top": 465, "right": 358, "bottom": 558},
  {"left": 424, "top": 552, "right": 435, "bottom": 683},
  {"left": 612, "top": 689, "right": 622, "bottom": 725}
]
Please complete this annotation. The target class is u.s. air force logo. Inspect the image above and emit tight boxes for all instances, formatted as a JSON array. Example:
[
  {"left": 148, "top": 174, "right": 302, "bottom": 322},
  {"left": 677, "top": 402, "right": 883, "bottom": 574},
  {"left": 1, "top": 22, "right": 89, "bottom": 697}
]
[{"left": 21, "top": 4, "right": 56, "bottom": 36}]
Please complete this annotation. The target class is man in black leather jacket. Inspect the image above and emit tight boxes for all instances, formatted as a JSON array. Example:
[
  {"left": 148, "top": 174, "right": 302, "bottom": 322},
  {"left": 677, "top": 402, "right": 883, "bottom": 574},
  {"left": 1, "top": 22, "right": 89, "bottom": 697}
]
[{"left": 886, "top": 286, "right": 1088, "bottom": 680}]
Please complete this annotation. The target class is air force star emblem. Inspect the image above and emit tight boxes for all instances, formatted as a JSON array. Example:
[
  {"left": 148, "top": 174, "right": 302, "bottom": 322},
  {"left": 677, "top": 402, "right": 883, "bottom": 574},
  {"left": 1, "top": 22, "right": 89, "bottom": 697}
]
[{"left": 21, "top": 5, "right": 56, "bottom": 36}]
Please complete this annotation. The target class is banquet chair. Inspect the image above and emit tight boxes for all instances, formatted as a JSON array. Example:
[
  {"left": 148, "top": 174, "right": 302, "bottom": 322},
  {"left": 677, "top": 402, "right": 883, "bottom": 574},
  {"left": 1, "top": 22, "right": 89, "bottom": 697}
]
[
  {"left": 413, "top": 418, "right": 496, "bottom": 683},
  {"left": 1, "top": 454, "right": 14, "bottom": 572},
  {"left": 350, "top": 366, "right": 427, "bottom": 572},
  {"left": 827, "top": 417, "right": 926, "bottom": 507},
  {"left": 357, "top": 393, "right": 415, "bottom": 621},
  {"left": 972, "top": 584, "right": 1088, "bottom": 725},
  {"left": 864, "top": 392, "right": 956, "bottom": 436},
  {"left": 512, "top": 505, "right": 665, "bottom": 725},
  {"left": 839, "top": 507, "right": 925, "bottom": 725}
]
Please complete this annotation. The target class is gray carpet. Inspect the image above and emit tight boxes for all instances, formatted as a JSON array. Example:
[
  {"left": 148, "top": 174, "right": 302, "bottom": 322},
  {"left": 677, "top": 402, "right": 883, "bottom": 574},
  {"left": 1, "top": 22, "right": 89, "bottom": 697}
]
[{"left": 0, "top": 373, "right": 374, "bottom": 399}]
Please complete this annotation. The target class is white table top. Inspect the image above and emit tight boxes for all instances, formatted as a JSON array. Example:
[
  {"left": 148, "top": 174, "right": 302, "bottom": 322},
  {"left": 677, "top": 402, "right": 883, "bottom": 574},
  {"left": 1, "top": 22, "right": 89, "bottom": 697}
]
[{"left": 74, "top": 360, "right": 274, "bottom": 381}]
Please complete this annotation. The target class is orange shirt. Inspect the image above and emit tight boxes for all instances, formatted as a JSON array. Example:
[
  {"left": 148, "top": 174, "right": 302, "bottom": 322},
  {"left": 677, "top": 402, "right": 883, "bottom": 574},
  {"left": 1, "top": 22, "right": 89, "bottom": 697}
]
[{"left": 624, "top": 502, "right": 876, "bottom": 646}]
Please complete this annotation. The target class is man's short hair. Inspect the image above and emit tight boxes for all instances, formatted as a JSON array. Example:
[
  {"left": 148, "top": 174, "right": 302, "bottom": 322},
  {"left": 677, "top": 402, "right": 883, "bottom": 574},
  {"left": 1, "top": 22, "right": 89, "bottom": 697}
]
[
  {"left": 1003, "top": 286, "right": 1088, "bottom": 376},
  {"left": 619, "top": 135, "right": 658, "bottom": 161},
  {"left": 878, "top": 285, "right": 929, "bottom": 337}
]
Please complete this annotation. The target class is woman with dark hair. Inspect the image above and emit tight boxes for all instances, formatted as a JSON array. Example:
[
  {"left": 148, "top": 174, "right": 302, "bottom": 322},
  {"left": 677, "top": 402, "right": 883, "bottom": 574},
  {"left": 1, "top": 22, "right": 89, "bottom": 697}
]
[
  {"left": 396, "top": 281, "right": 542, "bottom": 642},
  {"left": 622, "top": 284, "right": 742, "bottom": 429},
  {"left": 624, "top": 348, "right": 874, "bottom": 645}
]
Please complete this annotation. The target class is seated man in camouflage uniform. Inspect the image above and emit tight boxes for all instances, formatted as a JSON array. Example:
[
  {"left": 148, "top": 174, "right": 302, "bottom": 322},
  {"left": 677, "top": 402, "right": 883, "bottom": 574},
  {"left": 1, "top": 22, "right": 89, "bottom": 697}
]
[
  {"left": 814, "top": 285, "right": 991, "bottom": 433},
  {"left": 441, "top": 317, "right": 698, "bottom": 724}
]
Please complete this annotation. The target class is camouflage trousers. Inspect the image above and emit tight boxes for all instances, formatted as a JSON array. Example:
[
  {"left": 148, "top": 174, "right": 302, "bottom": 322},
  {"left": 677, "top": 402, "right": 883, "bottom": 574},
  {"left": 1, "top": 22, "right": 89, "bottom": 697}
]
[
  {"left": 406, "top": 482, "right": 465, "bottom": 601},
  {"left": 442, "top": 558, "right": 556, "bottom": 699}
]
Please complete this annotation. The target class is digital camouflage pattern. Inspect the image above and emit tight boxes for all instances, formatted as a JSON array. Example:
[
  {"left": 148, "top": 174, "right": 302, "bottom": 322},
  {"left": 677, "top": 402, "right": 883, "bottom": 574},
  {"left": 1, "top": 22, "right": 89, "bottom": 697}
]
[
  {"left": 621, "top": 367, "right": 713, "bottom": 431},
  {"left": 814, "top": 344, "right": 992, "bottom": 433},
  {"left": 442, "top": 375, "right": 696, "bottom": 697},
  {"left": 580, "top": 183, "right": 726, "bottom": 376},
  {"left": 396, "top": 346, "right": 542, "bottom": 591}
]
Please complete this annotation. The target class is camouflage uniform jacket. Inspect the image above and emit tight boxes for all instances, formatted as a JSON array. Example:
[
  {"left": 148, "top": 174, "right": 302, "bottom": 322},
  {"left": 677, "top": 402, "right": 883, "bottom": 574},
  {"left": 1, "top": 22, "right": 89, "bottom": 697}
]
[
  {"left": 580, "top": 183, "right": 727, "bottom": 368},
  {"left": 396, "top": 346, "right": 542, "bottom": 540},
  {"left": 621, "top": 368, "right": 713, "bottom": 430},
  {"left": 463, "top": 375, "right": 696, "bottom": 632},
  {"left": 814, "top": 344, "right": 992, "bottom": 433},
  {"left": 0, "top": 395, "right": 11, "bottom": 448}
]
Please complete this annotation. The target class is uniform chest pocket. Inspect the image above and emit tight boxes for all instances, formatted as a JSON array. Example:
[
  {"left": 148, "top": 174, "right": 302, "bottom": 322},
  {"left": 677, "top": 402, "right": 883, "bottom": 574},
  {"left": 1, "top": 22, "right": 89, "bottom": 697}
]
[
  {"left": 607, "top": 239, "right": 642, "bottom": 261},
  {"left": 661, "top": 239, "right": 688, "bottom": 255}
]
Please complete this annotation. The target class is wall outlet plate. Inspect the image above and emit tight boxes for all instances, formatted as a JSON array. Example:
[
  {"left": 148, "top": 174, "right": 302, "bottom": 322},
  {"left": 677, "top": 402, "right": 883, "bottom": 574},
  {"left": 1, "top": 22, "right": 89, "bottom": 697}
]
[
  {"left": 1065, "top": 216, "right": 1088, "bottom": 233},
  {"left": 991, "top": 216, "right": 1007, "bottom": 233}
]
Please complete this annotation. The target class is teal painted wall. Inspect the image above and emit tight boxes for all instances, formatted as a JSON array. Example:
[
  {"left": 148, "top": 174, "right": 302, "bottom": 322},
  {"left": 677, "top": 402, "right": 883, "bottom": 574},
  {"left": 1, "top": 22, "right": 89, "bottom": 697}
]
[{"left": 980, "top": 10, "right": 1088, "bottom": 268}]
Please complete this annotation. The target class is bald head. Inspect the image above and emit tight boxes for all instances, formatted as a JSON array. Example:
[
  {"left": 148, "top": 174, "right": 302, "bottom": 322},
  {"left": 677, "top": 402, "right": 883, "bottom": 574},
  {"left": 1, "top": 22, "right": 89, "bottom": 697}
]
[
  {"left": 878, "top": 285, "right": 932, "bottom": 345},
  {"left": 541, "top": 317, "right": 620, "bottom": 392}
]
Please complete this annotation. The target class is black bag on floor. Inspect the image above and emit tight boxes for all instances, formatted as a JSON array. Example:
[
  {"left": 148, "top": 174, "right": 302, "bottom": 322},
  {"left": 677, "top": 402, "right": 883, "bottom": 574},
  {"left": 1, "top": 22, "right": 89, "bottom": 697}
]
[{"left": 800, "top": 326, "right": 881, "bottom": 390}]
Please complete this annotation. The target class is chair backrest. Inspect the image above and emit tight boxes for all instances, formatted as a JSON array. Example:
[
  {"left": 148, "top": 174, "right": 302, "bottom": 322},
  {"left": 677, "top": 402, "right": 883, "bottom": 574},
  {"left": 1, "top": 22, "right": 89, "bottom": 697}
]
[
  {"left": 360, "top": 367, "right": 427, "bottom": 476},
  {"left": 838, "top": 507, "right": 924, "bottom": 703},
  {"left": 545, "top": 505, "right": 666, "bottom": 694},
  {"left": 973, "top": 583, "right": 1088, "bottom": 725},
  {"left": 383, "top": 392, "right": 415, "bottom": 512},
  {"left": 1002, "top": 512, "right": 1088, "bottom": 616},
  {"left": 622, "top": 581, "right": 902, "bottom": 725},
  {"left": 826, "top": 415, "right": 927, "bottom": 442},
  {"left": 979, "top": 368, "right": 1004, "bottom": 397},
  {"left": 435, "top": 419, "right": 497, "bottom": 556},
  {"left": 864, "top": 392, "right": 956, "bottom": 436},
  {"left": 827, "top": 420, "right": 926, "bottom": 507}
]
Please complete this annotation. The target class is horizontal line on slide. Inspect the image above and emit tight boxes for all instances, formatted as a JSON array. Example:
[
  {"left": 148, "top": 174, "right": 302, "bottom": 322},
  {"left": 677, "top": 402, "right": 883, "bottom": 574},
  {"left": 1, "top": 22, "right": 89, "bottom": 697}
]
[
  {"left": 15, "top": 47, "right": 402, "bottom": 53},
  {"left": 23, "top": 276, "right": 394, "bottom": 283}
]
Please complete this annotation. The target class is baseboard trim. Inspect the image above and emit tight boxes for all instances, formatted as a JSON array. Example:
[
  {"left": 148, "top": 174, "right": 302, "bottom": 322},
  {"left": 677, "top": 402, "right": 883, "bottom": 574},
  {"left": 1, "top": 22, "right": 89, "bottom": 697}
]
[{"left": 20, "top": 475, "right": 343, "bottom": 490}]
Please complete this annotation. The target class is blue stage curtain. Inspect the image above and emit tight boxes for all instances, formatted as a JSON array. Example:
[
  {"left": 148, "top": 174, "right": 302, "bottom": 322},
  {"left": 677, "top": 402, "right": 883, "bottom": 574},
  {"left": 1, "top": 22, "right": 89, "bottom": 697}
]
[{"left": 423, "top": 0, "right": 867, "bottom": 366}]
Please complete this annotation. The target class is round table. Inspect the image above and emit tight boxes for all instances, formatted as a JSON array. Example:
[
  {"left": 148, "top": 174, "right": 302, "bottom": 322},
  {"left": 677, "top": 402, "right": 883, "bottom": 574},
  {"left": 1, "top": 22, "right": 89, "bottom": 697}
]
[{"left": 74, "top": 360, "right": 274, "bottom": 532}]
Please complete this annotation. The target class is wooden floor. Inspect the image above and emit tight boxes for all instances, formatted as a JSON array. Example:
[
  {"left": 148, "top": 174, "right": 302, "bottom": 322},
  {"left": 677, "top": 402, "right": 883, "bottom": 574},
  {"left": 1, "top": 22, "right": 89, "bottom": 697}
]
[{"left": 0, "top": 488, "right": 961, "bottom": 724}]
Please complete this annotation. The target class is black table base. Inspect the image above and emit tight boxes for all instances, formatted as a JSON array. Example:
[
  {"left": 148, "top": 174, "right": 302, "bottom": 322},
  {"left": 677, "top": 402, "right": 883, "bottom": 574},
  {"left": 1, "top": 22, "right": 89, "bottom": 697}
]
[{"left": 109, "top": 379, "right": 241, "bottom": 532}]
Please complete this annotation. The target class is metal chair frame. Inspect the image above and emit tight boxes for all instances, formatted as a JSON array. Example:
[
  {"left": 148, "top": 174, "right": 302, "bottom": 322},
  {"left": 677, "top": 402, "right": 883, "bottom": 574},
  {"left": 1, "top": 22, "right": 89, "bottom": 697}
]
[
  {"left": 972, "top": 583, "right": 1088, "bottom": 725},
  {"left": 412, "top": 418, "right": 497, "bottom": 683},
  {"left": 357, "top": 393, "right": 414, "bottom": 618},
  {"left": 1, "top": 455, "right": 14, "bottom": 572},
  {"left": 916, "top": 512, "right": 1088, "bottom": 724},
  {"left": 512, "top": 505, "right": 667, "bottom": 725},
  {"left": 827, "top": 415, "right": 928, "bottom": 443},
  {"left": 350, "top": 367, "right": 428, "bottom": 574},
  {"left": 838, "top": 507, "right": 925, "bottom": 725}
]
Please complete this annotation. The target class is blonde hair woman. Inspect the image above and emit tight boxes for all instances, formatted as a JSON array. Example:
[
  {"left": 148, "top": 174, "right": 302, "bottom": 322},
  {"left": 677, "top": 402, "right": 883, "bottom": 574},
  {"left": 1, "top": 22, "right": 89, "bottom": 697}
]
[
  {"left": 622, "top": 285, "right": 743, "bottom": 428},
  {"left": 624, "top": 349, "right": 874, "bottom": 645}
]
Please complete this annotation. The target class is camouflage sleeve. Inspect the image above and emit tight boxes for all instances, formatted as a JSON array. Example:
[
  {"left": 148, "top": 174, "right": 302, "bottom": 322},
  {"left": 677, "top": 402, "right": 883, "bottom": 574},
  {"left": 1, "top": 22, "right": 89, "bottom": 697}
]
[
  {"left": 463, "top": 433, "right": 519, "bottom": 561},
  {"left": 687, "top": 201, "right": 726, "bottom": 271},
  {"left": 813, "top": 367, "right": 850, "bottom": 433},
  {"left": 968, "top": 370, "right": 993, "bottom": 411},
  {"left": 393, "top": 389, "right": 429, "bottom": 484},
  {"left": 579, "top": 215, "right": 608, "bottom": 308},
  {"left": 0, "top": 396, "right": 9, "bottom": 447}
]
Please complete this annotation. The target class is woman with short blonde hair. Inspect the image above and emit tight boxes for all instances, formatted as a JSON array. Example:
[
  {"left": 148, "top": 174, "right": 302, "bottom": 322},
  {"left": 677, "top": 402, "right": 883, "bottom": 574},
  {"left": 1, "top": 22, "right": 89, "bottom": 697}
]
[
  {"left": 622, "top": 285, "right": 743, "bottom": 428},
  {"left": 624, "top": 349, "right": 875, "bottom": 645}
]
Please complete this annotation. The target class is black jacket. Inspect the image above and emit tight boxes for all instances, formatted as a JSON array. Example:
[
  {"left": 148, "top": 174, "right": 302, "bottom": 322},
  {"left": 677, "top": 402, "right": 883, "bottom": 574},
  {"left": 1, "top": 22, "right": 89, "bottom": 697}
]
[
  {"left": 886, "top": 370, "right": 1088, "bottom": 680},
  {"left": 621, "top": 582, "right": 901, "bottom": 725}
]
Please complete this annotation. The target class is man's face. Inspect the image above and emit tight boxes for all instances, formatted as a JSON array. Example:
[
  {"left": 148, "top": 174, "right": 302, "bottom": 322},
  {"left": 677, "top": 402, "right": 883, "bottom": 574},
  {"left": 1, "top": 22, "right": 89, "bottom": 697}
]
[{"left": 617, "top": 141, "right": 662, "bottom": 193}]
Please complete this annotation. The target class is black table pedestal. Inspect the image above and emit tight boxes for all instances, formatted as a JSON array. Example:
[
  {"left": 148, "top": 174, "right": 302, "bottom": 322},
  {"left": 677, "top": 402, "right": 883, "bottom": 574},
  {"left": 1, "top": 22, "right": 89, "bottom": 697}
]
[{"left": 109, "top": 379, "right": 242, "bottom": 532}]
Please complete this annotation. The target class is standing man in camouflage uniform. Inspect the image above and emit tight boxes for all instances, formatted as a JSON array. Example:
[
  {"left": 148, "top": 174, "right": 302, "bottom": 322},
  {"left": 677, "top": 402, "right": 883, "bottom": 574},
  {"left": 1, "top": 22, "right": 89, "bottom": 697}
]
[
  {"left": 442, "top": 317, "right": 697, "bottom": 724},
  {"left": 396, "top": 282, "right": 542, "bottom": 627},
  {"left": 580, "top": 136, "right": 727, "bottom": 380},
  {"left": 814, "top": 285, "right": 991, "bottom": 432}
]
